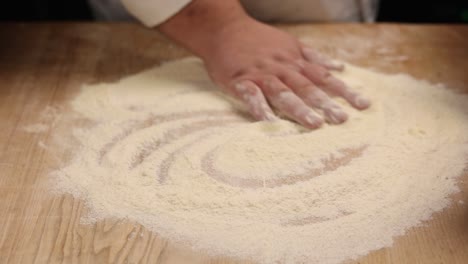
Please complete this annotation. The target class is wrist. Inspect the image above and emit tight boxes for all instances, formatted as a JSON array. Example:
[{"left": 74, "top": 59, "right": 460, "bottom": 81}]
[{"left": 158, "top": 0, "right": 251, "bottom": 57}]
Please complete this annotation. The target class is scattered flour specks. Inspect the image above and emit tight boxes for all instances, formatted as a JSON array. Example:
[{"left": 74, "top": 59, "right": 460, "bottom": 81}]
[
  {"left": 22, "top": 105, "right": 62, "bottom": 134},
  {"left": 50, "top": 58, "right": 468, "bottom": 264}
]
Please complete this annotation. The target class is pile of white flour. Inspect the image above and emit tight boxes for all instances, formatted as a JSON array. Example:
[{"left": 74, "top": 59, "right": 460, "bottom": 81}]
[{"left": 51, "top": 58, "right": 468, "bottom": 264}]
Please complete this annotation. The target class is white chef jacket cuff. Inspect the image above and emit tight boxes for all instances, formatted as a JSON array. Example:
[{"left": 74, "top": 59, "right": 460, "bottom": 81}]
[{"left": 121, "top": 0, "right": 192, "bottom": 27}]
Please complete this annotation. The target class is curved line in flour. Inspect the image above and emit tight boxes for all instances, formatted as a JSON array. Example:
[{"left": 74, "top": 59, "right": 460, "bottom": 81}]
[
  {"left": 281, "top": 211, "right": 354, "bottom": 226},
  {"left": 130, "top": 117, "right": 243, "bottom": 169},
  {"left": 95, "top": 106, "right": 367, "bottom": 190},
  {"left": 98, "top": 110, "right": 242, "bottom": 165},
  {"left": 157, "top": 119, "right": 243, "bottom": 183},
  {"left": 200, "top": 146, "right": 368, "bottom": 189}
]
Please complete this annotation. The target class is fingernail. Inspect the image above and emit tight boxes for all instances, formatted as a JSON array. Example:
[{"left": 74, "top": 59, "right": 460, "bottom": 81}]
[
  {"left": 328, "top": 115, "right": 340, "bottom": 124},
  {"left": 354, "top": 96, "right": 371, "bottom": 109},
  {"left": 305, "top": 112, "right": 323, "bottom": 129},
  {"left": 330, "top": 61, "right": 345, "bottom": 71},
  {"left": 265, "top": 112, "right": 278, "bottom": 121},
  {"left": 327, "top": 109, "right": 348, "bottom": 124}
]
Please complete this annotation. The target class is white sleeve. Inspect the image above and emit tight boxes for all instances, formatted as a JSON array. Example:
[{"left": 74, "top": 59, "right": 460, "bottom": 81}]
[{"left": 121, "top": 0, "right": 192, "bottom": 27}]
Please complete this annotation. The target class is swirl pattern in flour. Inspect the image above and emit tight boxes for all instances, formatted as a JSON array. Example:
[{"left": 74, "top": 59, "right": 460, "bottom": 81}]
[{"left": 53, "top": 58, "right": 468, "bottom": 264}]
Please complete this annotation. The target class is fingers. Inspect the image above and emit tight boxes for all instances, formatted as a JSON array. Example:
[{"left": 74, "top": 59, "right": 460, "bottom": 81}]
[
  {"left": 302, "top": 63, "right": 371, "bottom": 110},
  {"left": 299, "top": 46, "right": 371, "bottom": 110},
  {"left": 231, "top": 80, "right": 277, "bottom": 121},
  {"left": 226, "top": 46, "right": 369, "bottom": 128},
  {"left": 326, "top": 78, "right": 371, "bottom": 110},
  {"left": 301, "top": 46, "right": 344, "bottom": 71},
  {"left": 279, "top": 71, "right": 348, "bottom": 124},
  {"left": 259, "top": 76, "right": 324, "bottom": 129}
]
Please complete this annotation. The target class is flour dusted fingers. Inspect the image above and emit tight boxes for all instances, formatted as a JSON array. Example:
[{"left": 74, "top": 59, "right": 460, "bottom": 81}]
[
  {"left": 278, "top": 70, "right": 348, "bottom": 124},
  {"left": 302, "top": 63, "right": 371, "bottom": 110},
  {"left": 259, "top": 76, "right": 323, "bottom": 129},
  {"left": 232, "top": 80, "right": 277, "bottom": 121}
]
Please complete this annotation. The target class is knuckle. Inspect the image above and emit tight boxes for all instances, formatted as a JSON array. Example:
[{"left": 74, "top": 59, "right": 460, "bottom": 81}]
[
  {"left": 233, "top": 81, "right": 259, "bottom": 97},
  {"left": 273, "top": 91, "right": 300, "bottom": 109},
  {"left": 276, "top": 68, "right": 301, "bottom": 80},
  {"left": 260, "top": 75, "right": 279, "bottom": 90},
  {"left": 293, "top": 59, "right": 306, "bottom": 70},
  {"left": 310, "top": 88, "right": 329, "bottom": 100},
  {"left": 230, "top": 66, "right": 259, "bottom": 79},
  {"left": 304, "top": 64, "right": 331, "bottom": 84},
  {"left": 254, "top": 59, "right": 273, "bottom": 70},
  {"left": 304, "top": 89, "right": 333, "bottom": 107},
  {"left": 230, "top": 69, "right": 247, "bottom": 79},
  {"left": 272, "top": 51, "right": 294, "bottom": 62}
]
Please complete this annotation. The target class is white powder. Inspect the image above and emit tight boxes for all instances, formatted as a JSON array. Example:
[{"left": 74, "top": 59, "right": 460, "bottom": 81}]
[
  {"left": 23, "top": 106, "right": 62, "bottom": 133},
  {"left": 51, "top": 58, "right": 468, "bottom": 264}
]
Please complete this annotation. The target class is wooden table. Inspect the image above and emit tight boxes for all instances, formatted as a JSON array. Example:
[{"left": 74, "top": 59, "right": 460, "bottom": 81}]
[{"left": 0, "top": 23, "right": 467, "bottom": 264}]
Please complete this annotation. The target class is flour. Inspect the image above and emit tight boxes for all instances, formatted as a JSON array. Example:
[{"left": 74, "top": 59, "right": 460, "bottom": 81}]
[
  {"left": 51, "top": 58, "right": 468, "bottom": 264},
  {"left": 22, "top": 106, "right": 62, "bottom": 133}
]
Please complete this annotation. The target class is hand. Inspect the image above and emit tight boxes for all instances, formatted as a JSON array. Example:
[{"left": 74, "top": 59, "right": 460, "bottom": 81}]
[
  {"left": 204, "top": 18, "right": 370, "bottom": 128},
  {"left": 159, "top": 0, "right": 370, "bottom": 129}
]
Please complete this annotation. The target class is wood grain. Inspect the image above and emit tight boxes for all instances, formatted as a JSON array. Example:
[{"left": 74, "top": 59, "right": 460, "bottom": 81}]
[{"left": 0, "top": 23, "right": 467, "bottom": 264}]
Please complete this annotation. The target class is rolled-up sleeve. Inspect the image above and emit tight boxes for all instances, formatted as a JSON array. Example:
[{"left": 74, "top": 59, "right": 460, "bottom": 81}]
[{"left": 121, "top": 0, "right": 192, "bottom": 27}]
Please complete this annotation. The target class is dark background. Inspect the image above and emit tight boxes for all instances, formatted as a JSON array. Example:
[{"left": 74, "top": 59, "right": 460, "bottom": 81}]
[{"left": 1, "top": 0, "right": 468, "bottom": 23}]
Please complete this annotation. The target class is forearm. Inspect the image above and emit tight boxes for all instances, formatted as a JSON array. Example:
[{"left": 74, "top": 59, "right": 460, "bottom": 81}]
[{"left": 157, "top": 0, "right": 250, "bottom": 59}]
